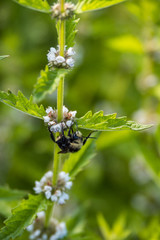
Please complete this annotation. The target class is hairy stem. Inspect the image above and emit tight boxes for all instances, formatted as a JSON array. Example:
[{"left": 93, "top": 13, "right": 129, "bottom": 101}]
[
  {"left": 45, "top": 204, "right": 54, "bottom": 227},
  {"left": 46, "top": 0, "right": 66, "bottom": 225},
  {"left": 53, "top": 0, "right": 65, "bottom": 186}
]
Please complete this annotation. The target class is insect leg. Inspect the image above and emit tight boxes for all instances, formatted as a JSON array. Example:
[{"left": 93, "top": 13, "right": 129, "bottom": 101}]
[
  {"left": 83, "top": 132, "right": 93, "bottom": 145},
  {"left": 48, "top": 127, "right": 56, "bottom": 142},
  {"left": 61, "top": 123, "right": 65, "bottom": 136}
]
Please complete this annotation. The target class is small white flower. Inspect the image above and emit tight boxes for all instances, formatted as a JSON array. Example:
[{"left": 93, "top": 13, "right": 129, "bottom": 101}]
[
  {"left": 58, "top": 192, "right": 69, "bottom": 204},
  {"left": 26, "top": 224, "right": 34, "bottom": 232},
  {"left": 62, "top": 192, "right": 69, "bottom": 200},
  {"left": 63, "top": 106, "right": 69, "bottom": 113},
  {"left": 44, "top": 185, "right": 52, "bottom": 192},
  {"left": 50, "top": 234, "right": 57, "bottom": 240},
  {"left": 62, "top": 122, "right": 66, "bottom": 129},
  {"left": 35, "top": 181, "right": 41, "bottom": 188},
  {"left": 67, "top": 47, "right": 75, "bottom": 56},
  {"left": 62, "top": 62, "right": 67, "bottom": 67},
  {"left": 30, "top": 230, "right": 41, "bottom": 239},
  {"left": 55, "top": 190, "right": 62, "bottom": 197},
  {"left": 43, "top": 116, "right": 51, "bottom": 123},
  {"left": 47, "top": 52, "right": 56, "bottom": 62},
  {"left": 58, "top": 171, "right": 66, "bottom": 179},
  {"left": 59, "top": 172, "right": 70, "bottom": 182},
  {"left": 47, "top": 48, "right": 58, "bottom": 62},
  {"left": 54, "top": 9, "right": 59, "bottom": 15},
  {"left": 45, "top": 171, "right": 53, "bottom": 178},
  {"left": 50, "top": 47, "right": 57, "bottom": 53},
  {"left": 70, "top": 110, "right": 77, "bottom": 118},
  {"left": 33, "top": 229, "right": 41, "bottom": 238},
  {"left": 58, "top": 197, "right": 65, "bottom": 205},
  {"left": 51, "top": 194, "right": 58, "bottom": 202},
  {"left": 65, "top": 181, "right": 72, "bottom": 190},
  {"left": 46, "top": 106, "right": 54, "bottom": 114},
  {"left": 56, "top": 56, "right": 65, "bottom": 63},
  {"left": 66, "top": 58, "right": 74, "bottom": 67},
  {"left": 37, "top": 211, "right": 45, "bottom": 219},
  {"left": 45, "top": 190, "right": 52, "bottom": 199},
  {"left": 56, "top": 222, "right": 67, "bottom": 238},
  {"left": 40, "top": 176, "right": 47, "bottom": 184},
  {"left": 33, "top": 186, "right": 42, "bottom": 194},
  {"left": 42, "top": 233, "right": 48, "bottom": 240},
  {"left": 50, "top": 123, "right": 62, "bottom": 133},
  {"left": 66, "top": 120, "right": 73, "bottom": 127},
  {"left": 66, "top": 10, "right": 69, "bottom": 15},
  {"left": 29, "top": 234, "right": 35, "bottom": 240},
  {"left": 48, "top": 121, "right": 56, "bottom": 126}
]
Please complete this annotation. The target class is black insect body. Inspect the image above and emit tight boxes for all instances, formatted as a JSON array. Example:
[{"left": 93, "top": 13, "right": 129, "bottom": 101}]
[{"left": 48, "top": 126, "right": 93, "bottom": 154}]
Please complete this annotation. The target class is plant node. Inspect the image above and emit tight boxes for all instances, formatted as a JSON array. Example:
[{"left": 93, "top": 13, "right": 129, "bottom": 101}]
[{"left": 51, "top": 2, "right": 75, "bottom": 20}]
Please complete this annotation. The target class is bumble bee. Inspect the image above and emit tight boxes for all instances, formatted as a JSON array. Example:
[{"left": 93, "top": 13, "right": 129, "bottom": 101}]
[{"left": 48, "top": 126, "right": 94, "bottom": 154}]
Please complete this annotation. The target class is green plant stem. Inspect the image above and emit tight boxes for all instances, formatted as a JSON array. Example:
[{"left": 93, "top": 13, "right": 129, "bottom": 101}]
[
  {"left": 52, "top": 0, "right": 65, "bottom": 186},
  {"left": 45, "top": 204, "right": 54, "bottom": 227},
  {"left": 46, "top": 0, "right": 66, "bottom": 226}
]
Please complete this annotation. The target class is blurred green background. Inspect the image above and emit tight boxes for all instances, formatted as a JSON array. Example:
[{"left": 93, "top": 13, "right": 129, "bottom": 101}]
[{"left": 0, "top": 0, "right": 160, "bottom": 239}]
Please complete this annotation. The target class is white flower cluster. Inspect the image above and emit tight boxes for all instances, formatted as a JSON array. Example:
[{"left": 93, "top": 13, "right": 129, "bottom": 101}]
[
  {"left": 33, "top": 171, "right": 72, "bottom": 205},
  {"left": 43, "top": 106, "right": 77, "bottom": 133},
  {"left": 26, "top": 211, "right": 67, "bottom": 240},
  {"left": 47, "top": 46, "right": 75, "bottom": 69},
  {"left": 51, "top": 2, "right": 75, "bottom": 19}
]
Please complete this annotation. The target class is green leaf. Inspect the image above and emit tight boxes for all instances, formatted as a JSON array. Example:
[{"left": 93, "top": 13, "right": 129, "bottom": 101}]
[
  {"left": 66, "top": 17, "right": 80, "bottom": 48},
  {"left": 13, "top": 0, "right": 51, "bottom": 13},
  {"left": 0, "top": 202, "right": 15, "bottom": 218},
  {"left": 0, "top": 90, "right": 46, "bottom": 119},
  {"left": 0, "top": 186, "right": 27, "bottom": 202},
  {"left": 97, "top": 213, "right": 130, "bottom": 240},
  {"left": 135, "top": 140, "right": 160, "bottom": 183},
  {"left": 0, "top": 55, "right": 9, "bottom": 60},
  {"left": 0, "top": 194, "right": 48, "bottom": 240},
  {"left": 107, "top": 35, "right": 144, "bottom": 54},
  {"left": 76, "top": 0, "right": 127, "bottom": 13},
  {"left": 56, "top": 17, "right": 79, "bottom": 48},
  {"left": 76, "top": 111, "right": 152, "bottom": 131},
  {"left": 63, "top": 134, "right": 97, "bottom": 177},
  {"left": 33, "top": 66, "right": 68, "bottom": 102}
]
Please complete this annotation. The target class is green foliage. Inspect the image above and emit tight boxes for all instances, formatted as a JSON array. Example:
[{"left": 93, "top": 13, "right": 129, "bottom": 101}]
[
  {"left": 0, "top": 56, "right": 9, "bottom": 60},
  {"left": 66, "top": 17, "right": 80, "bottom": 48},
  {"left": 56, "top": 17, "right": 79, "bottom": 48},
  {"left": 0, "top": 90, "right": 46, "bottom": 119},
  {"left": 0, "top": 194, "right": 48, "bottom": 240},
  {"left": 0, "top": 187, "right": 28, "bottom": 218},
  {"left": 33, "top": 66, "right": 68, "bottom": 102},
  {"left": 97, "top": 213, "right": 130, "bottom": 240},
  {"left": 63, "top": 134, "right": 97, "bottom": 177},
  {"left": 76, "top": 111, "right": 152, "bottom": 131},
  {"left": 0, "top": 202, "right": 16, "bottom": 218},
  {"left": 13, "top": 0, "right": 51, "bottom": 13},
  {"left": 107, "top": 35, "right": 144, "bottom": 54},
  {"left": 0, "top": 186, "right": 27, "bottom": 201},
  {"left": 76, "top": 0, "right": 127, "bottom": 13},
  {"left": 137, "top": 141, "right": 160, "bottom": 183},
  {"left": 139, "top": 218, "right": 160, "bottom": 240}
]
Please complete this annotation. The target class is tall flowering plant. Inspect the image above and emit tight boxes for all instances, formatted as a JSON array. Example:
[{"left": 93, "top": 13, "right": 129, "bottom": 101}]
[{"left": 0, "top": 0, "right": 152, "bottom": 239}]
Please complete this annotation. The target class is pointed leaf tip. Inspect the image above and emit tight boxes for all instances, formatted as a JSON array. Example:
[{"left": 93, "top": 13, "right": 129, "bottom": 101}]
[
  {"left": 76, "top": 0, "right": 127, "bottom": 13},
  {"left": 76, "top": 111, "right": 152, "bottom": 131},
  {"left": 0, "top": 90, "right": 46, "bottom": 119}
]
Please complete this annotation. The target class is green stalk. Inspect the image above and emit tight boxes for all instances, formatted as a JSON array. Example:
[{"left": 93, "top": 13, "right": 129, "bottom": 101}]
[
  {"left": 53, "top": 0, "right": 65, "bottom": 186},
  {"left": 45, "top": 0, "right": 66, "bottom": 226},
  {"left": 45, "top": 204, "right": 54, "bottom": 227}
]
